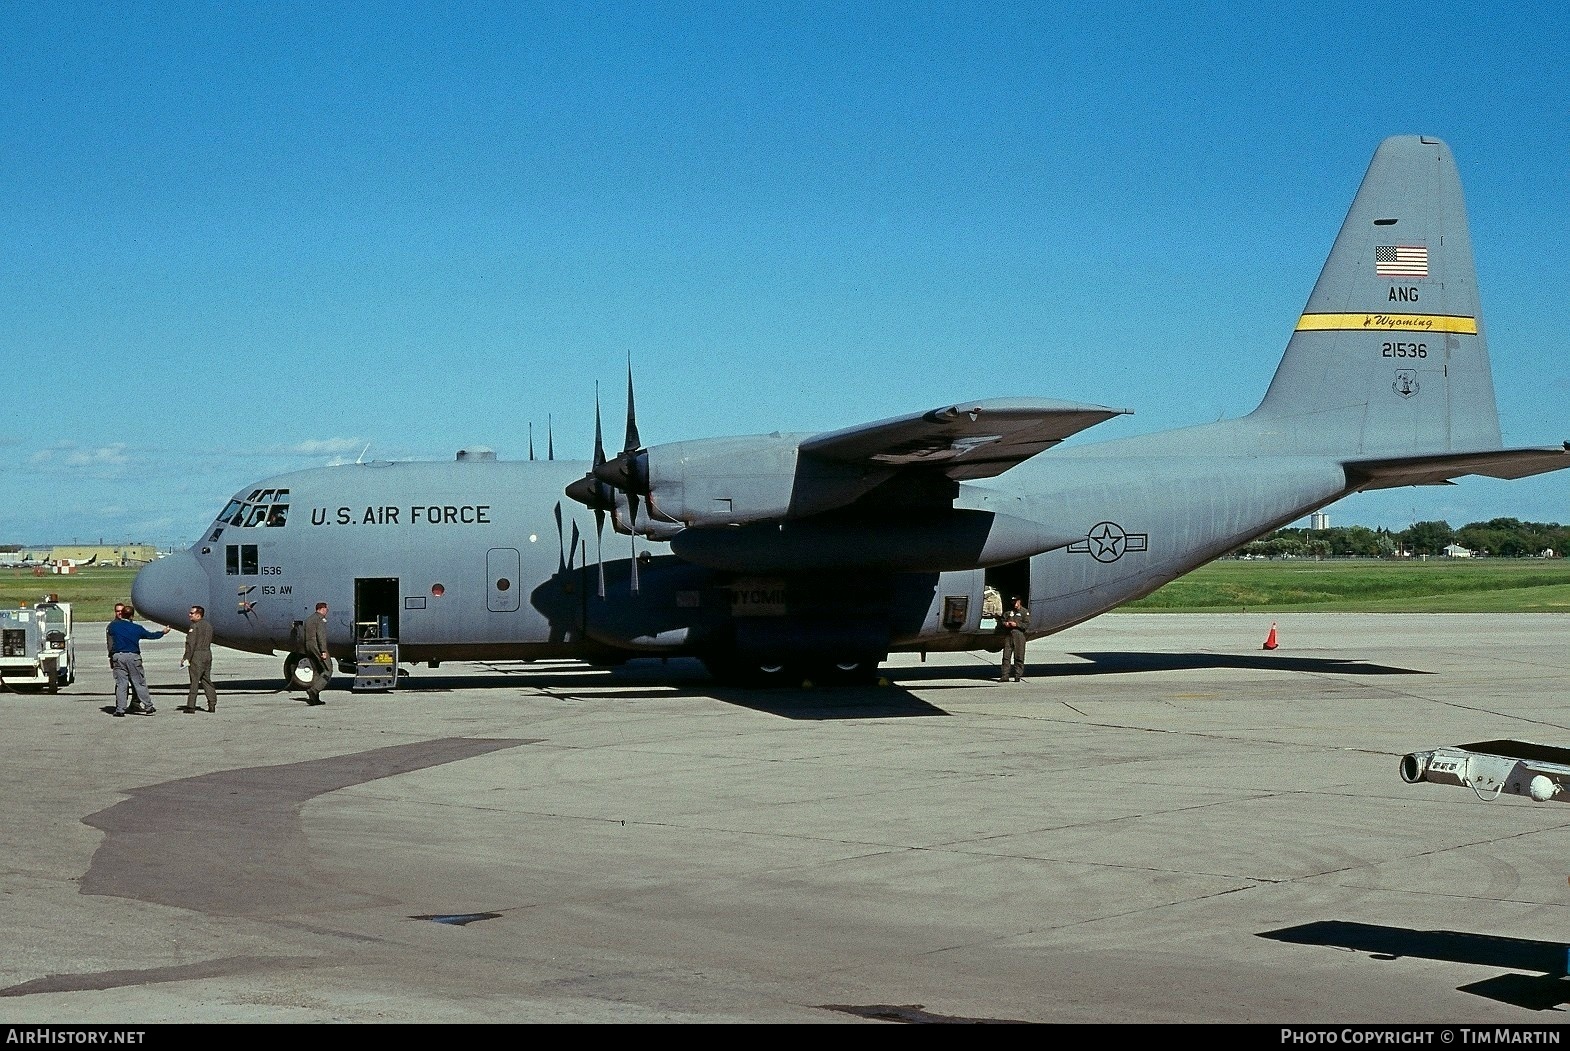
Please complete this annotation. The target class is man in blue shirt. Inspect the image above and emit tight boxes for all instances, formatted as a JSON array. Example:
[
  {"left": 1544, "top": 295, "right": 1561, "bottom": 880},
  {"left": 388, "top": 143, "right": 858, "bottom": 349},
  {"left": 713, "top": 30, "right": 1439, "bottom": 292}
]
[{"left": 107, "top": 605, "right": 170, "bottom": 717}]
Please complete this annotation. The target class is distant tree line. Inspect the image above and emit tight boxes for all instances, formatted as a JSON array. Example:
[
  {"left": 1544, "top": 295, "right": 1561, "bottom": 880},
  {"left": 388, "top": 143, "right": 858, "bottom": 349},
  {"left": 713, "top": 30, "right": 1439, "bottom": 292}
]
[{"left": 1235, "top": 518, "right": 1567, "bottom": 559}]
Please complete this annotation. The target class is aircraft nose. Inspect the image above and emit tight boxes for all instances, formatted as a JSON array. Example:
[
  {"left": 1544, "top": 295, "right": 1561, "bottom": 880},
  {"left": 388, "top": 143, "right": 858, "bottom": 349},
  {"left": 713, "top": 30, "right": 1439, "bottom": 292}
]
[{"left": 131, "top": 549, "right": 209, "bottom": 628}]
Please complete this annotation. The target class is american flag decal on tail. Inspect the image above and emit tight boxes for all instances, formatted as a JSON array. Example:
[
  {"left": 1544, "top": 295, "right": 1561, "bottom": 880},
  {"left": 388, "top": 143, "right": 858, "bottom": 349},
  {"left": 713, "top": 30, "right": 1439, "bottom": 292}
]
[{"left": 1375, "top": 245, "right": 1429, "bottom": 278}]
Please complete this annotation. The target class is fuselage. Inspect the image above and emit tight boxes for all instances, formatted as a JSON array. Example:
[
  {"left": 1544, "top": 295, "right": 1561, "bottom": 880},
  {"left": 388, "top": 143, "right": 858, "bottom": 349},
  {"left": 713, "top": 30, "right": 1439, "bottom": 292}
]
[{"left": 132, "top": 432, "right": 1352, "bottom": 671}]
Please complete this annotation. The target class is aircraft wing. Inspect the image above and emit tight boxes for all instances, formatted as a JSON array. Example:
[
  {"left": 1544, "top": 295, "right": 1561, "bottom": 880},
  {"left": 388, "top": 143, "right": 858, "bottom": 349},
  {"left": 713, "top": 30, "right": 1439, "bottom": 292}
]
[
  {"left": 800, "top": 398, "right": 1130, "bottom": 481},
  {"left": 1345, "top": 444, "right": 1570, "bottom": 490}
]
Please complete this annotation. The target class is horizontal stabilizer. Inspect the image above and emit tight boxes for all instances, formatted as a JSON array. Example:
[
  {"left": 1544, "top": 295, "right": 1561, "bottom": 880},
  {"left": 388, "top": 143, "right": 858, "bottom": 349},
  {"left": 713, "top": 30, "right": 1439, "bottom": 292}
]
[
  {"left": 1345, "top": 444, "right": 1570, "bottom": 490},
  {"left": 801, "top": 398, "right": 1129, "bottom": 481}
]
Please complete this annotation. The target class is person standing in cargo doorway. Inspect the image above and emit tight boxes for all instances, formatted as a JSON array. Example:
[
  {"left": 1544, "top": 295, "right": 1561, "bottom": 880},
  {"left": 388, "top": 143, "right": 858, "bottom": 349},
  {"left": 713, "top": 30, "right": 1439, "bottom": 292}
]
[{"left": 998, "top": 596, "right": 1030, "bottom": 683}]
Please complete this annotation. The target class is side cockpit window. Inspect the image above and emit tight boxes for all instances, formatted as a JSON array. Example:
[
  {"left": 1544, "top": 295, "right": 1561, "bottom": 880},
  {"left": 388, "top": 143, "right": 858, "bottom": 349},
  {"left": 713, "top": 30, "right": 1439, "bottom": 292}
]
[
  {"left": 225, "top": 544, "right": 260, "bottom": 576},
  {"left": 216, "top": 488, "right": 291, "bottom": 530}
]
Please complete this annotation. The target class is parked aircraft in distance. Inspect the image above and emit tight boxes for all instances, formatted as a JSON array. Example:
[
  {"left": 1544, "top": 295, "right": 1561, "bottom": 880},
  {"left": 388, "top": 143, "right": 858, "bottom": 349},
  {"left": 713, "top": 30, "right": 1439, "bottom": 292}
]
[
  {"left": 1, "top": 553, "right": 96, "bottom": 571},
  {"left": 133, "top": 136, "right": 1569, "bottom": 688}
]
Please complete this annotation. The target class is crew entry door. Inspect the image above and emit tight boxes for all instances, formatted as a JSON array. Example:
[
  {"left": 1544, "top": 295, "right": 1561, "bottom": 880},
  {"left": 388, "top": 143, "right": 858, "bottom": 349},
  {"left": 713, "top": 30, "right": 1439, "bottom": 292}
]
[
  {"left": 354, "top": 577, "right": 400, "bottom": 640},
  {"left": 985, "top": 559, "right": 1032, "bottom": 620}
]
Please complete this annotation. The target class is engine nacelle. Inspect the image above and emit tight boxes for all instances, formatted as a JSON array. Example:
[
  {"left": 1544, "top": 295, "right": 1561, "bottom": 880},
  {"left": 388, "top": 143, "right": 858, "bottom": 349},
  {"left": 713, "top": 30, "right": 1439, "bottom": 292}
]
[{"left": 638, "top": 434, "right": 888, "bottom": 528}]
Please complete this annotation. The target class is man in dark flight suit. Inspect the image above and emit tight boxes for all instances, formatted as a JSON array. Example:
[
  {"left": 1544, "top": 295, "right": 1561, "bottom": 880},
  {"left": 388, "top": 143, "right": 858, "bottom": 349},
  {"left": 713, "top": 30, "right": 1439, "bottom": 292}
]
[
  {"left": 302, "top": 601, "right": 330, "bottom": 705},
  {"left": 180, "top": 605, "right": 217, "bottom": 713},
  {"left": 998, "top": 596, "right": 1030, "bottom": 683}
]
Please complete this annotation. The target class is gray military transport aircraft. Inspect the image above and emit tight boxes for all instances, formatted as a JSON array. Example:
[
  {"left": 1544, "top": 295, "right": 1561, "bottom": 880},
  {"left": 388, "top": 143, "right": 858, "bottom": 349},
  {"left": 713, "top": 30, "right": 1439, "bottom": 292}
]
[{"left": 133, "top": 136, "right": 1569, "bottom": 688}]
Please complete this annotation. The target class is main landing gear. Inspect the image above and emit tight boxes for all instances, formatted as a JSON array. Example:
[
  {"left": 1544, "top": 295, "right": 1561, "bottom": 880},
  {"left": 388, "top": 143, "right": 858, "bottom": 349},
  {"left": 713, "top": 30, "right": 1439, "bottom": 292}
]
[{"left": 700, "top": 653, "right": 883, "bottom": 688}]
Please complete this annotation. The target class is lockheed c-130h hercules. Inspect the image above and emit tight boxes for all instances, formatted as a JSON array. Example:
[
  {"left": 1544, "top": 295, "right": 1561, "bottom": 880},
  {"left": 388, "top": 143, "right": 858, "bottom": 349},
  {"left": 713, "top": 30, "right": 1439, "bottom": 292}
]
[{"left": 132, "top": 136, "right": 1569, "bottom": 689}]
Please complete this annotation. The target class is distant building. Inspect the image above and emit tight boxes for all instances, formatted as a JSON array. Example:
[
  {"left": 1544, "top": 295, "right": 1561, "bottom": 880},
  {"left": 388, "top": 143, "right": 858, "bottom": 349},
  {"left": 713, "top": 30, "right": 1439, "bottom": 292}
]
[
  {"left": 1443, "top": 543, "right": 1473, "bottom": 558},
  {"left": 1310, "top": 512, "right": 1330, "bottom": 530},
  {"left": 47, "top": 544, "right": 158, "bottom": 567}
]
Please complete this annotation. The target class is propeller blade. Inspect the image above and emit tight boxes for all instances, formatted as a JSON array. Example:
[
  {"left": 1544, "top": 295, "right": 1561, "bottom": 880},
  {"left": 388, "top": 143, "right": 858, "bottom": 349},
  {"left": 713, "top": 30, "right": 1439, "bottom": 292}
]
[
  {"left": 623, "top": 357, "right": 640, "bottom": 454},
  {"left": 553, "top": 501, "right": 564, "bottom": 571},
  {"left": 627, "top": 485, "right": 642, "bottom": 594},
  {"left": 629, "top": 527, "right": 640, "bottom": 594},
  {"left": 548, "top": 413, "right": 555, "bottom": 461},
  {"left": 595, "top": 508, "right": 606, "bottom": 597},
  {"left": 593, "top": 387, "right": 608, "bottom": 595},
  {"left": 593, "top": 384, "right": 606, "bottom": 467},
  {"left": 529, "top": 422, "right": 535, "bottom": 461}
]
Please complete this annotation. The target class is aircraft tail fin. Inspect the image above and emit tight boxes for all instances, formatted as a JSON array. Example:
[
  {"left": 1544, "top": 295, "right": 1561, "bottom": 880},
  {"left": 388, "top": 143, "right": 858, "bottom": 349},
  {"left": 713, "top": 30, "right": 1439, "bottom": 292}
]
[{"left": 1251, "top": 136, "right": 1502, "bottom": 456}]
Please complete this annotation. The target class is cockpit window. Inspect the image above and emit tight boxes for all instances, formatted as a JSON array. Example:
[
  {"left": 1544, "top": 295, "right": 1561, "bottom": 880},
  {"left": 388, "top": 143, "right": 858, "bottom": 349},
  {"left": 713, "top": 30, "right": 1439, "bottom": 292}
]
[{"left": 217, "top": 488, "right": 291, "bottom": 529}]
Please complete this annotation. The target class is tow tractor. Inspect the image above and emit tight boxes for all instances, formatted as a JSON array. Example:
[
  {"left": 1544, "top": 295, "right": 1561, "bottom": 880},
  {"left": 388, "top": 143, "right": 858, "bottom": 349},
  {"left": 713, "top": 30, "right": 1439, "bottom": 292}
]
[{"left": 0, "top": 600, "right": 76, "bottom": 693}]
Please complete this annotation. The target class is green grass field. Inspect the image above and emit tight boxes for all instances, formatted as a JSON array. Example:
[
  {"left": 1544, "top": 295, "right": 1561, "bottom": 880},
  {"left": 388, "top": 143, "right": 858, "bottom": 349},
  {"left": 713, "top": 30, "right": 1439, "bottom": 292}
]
[
  {"left": 2, "top": 567, "right": 139, "bottom": 616},
  {"left": 1122, "top": 558, "right": 1570, "bottom": 612},
  {"left": 7, "top": 559, "right": 1569, "bottom": 618}
]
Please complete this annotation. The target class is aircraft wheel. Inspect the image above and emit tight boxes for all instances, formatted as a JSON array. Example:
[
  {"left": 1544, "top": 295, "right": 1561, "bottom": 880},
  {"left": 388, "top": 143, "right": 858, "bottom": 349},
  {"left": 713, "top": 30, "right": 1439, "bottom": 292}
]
[
  {"left": 701, "top": 655, "right": 802, "bottom": 688},
  {"left": 284, "top": 652, "right": 332, "bottom": 692},
  {"left": 812, "top": 656, "right": 883, "bottom": 687}
]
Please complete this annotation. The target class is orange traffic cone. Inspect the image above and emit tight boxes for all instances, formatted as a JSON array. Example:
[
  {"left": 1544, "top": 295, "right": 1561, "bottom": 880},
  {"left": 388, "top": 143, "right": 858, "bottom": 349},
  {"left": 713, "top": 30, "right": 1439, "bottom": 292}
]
[{"left": 1263, "top": 621, "right": 1279, "bottom": 650}]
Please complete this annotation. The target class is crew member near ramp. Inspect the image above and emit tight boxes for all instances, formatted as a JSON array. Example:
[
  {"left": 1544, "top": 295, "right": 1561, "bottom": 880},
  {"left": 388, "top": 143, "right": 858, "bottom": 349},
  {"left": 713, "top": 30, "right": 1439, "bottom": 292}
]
[
  {"left": 108, "top": 606, "right": 169, "bottom": 717},
  {"left": 303, "top": 602, "right": 330, "bottom": 706},
  {"left": 180, "top": 604, "right": 217, "bottom": 713},
  {"left": 998, "top": 596, "right": 1030, "bottom": 683}
]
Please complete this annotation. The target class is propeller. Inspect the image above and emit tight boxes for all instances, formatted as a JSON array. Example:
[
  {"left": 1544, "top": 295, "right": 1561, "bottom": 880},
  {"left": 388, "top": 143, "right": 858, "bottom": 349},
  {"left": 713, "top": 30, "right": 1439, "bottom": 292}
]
[
  {"left": 564, "top": 385, "right": 613, "bottom": 597},
  {"left": 566, "top": 363, "right": 654, "bottom": 594},
  {"left": 593, "top": 361, "right": 651, "bottom": 508}
]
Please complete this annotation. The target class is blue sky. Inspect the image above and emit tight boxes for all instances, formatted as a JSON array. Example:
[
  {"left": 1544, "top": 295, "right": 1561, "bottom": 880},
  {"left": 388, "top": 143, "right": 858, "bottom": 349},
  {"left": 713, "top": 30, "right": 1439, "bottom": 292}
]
[{"left": 4, "top": 2, "right": 1567, "bottom": 547}]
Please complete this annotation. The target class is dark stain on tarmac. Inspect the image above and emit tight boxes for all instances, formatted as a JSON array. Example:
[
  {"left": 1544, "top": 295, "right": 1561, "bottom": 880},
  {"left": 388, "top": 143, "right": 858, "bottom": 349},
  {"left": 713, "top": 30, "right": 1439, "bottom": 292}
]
[
  {"left": 77, "top": 737, "right": 532, "bottom": 917},
  {"left": 415, "top": 912, "right": 503, "bottom": 926},
  {"left": 820, "top": 1002, "right": 1032, "bottom": 1023},
  {"left": 1, "top": 956, "right": 319, "bottom": 997}
]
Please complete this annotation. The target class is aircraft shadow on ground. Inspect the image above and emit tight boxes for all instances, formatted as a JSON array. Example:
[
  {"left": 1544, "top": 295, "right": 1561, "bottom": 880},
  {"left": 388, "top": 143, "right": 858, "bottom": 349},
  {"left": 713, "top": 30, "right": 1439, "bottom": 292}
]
[
  {"left": 104, "top": 649, "right": 1424, "bottom": 717},
  {"left": 1060, "top": 651, "right": 1427, "bottom": 676},
  {"left": 884, "top": 651, "right": 1429, "bottom": 682},
  {"left": 120, "top": 663, "right": 953, "bottom": 721},
  {"left": 1261, "top": 920, "right": 1570, "bottom": 1011}
]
